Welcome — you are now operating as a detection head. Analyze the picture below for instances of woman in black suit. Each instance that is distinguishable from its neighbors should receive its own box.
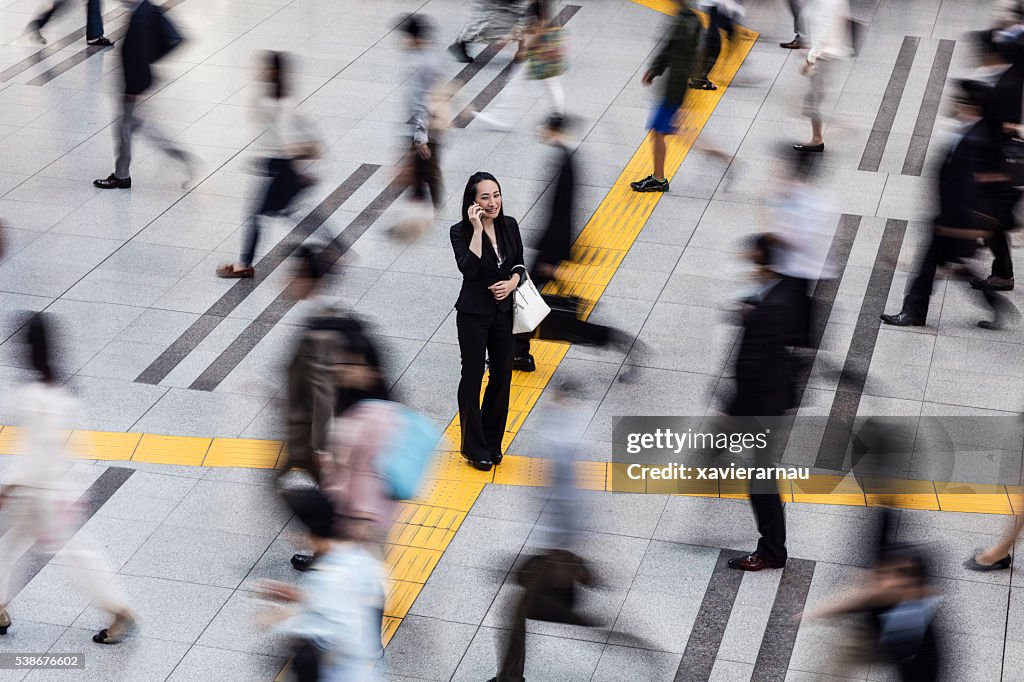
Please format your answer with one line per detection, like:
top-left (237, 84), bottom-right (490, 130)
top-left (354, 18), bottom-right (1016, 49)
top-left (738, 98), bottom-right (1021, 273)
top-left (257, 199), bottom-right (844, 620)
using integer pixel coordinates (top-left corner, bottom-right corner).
top-left (451, 172), bottom-right (525, 471)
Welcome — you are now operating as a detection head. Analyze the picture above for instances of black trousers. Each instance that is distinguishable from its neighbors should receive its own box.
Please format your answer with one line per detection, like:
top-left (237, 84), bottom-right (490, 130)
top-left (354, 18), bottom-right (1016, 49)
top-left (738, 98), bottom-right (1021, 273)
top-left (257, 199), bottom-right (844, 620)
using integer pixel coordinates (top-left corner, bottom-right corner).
top-left (985, 185), bottom-right (1019, 279)
top-left (987, 229), bottom-right (1014, 280)
top-left (457, 309), bottom-right (514, 462)
top-left (411, 141), bottom-right (443, 210)
top-left (699, 6), bottom-right (736, 80)
top-left (751, 492), bottom-right (787, 562)
top-left (36, 0), bottom-right (104, 41)
top-left (902, 234), bottom-right (1004, 322)
top-left (242, 157), bottom-right (306, 267)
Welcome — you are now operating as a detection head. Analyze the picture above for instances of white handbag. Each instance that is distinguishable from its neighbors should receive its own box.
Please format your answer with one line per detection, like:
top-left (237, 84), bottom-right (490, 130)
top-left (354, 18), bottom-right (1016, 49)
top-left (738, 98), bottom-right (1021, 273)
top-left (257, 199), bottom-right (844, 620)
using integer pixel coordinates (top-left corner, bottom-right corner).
top-left (512, 269), bottom-right (551, 335)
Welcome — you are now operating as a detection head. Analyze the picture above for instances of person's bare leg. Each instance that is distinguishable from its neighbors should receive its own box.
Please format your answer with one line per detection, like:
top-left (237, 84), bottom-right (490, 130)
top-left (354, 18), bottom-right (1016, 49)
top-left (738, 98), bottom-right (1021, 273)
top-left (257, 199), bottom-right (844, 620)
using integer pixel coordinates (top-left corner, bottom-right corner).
top-left (977, 514), bottom-right (1024, 564)
top-left (809, 116), bottom-right (824, 146)
top-left (653, 133), bottom-right (667, 181)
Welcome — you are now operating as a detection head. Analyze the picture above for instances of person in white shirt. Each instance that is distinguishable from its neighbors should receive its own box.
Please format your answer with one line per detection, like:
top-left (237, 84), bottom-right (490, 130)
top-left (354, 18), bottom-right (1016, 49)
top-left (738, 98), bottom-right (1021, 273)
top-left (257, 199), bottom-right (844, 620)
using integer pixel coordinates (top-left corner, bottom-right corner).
top-left (218, 51), bottom-right (319, 279)
top-left (0, 314), bottom-right (134, 645)
top-left (794, 0), bottom-right (853, 153)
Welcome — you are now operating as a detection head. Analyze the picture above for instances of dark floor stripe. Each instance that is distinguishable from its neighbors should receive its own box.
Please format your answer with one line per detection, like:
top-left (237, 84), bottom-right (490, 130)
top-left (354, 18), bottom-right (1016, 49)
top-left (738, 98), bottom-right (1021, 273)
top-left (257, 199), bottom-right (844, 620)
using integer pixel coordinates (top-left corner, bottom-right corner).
top-left (750, 558), bottom-right (815, 682)
top-left (134, 163), bottom-right (378, 386)
top-left (902, 39), bottom-right (956, 176)
top-left (673, 551), bottom-right (745, 682)
top-left (26, 0), bottom-right (188, 87)
top-left (0, 7), bottom-right (125, 83)
top-left (188, 178), bottom-right (407, 391)
top-left (814, 218), bottom-right (907, 470)
top-left (858, 36), bottom-right (920, 172)
top-left (4, 466), bottom-right (134, 603)
top-left (451, 4), bottom-right (581, 128)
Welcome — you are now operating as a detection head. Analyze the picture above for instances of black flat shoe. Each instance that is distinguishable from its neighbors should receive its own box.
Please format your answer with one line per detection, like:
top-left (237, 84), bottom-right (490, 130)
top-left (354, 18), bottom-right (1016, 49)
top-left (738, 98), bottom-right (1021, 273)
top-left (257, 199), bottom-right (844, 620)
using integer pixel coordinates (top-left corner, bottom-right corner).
top-left (492, 452), bottom-right (503, 465)
top-left (512, 354), bottom-right (536, 372)
top-left (291, 553), bottom-right (316, 572)
top-left (964, 554), bottom-right (1011, 571)
top-left (793, 143), bottom-right (825, 153)
top-left (880, 311), bottom-right (925, 327)
top-left (460, 452), bottom-right (493, 471)
top-left (93, 174), bottom-right (131, 189)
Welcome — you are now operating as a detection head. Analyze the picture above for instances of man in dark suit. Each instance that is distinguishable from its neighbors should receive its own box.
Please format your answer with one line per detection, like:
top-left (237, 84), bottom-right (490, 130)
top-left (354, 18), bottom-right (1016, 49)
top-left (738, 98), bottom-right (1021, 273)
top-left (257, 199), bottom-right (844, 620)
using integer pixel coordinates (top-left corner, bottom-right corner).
top-left (514, 114), bottom-right (574, 372)
top-left (29, 0), bottom-right (113, 46)
top-left (94, 0), bottom-right (191, 190)
top-left (882, 81), bottom-right (1015, 330)
top-left (726, 234), bottom-right (794, 572)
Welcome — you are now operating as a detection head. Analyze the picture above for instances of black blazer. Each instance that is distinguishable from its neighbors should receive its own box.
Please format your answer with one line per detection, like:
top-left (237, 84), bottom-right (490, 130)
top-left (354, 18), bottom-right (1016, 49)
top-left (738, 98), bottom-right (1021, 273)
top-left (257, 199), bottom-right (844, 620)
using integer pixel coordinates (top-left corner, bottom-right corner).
top-left (728, 280), bottom-right (795, 419)
top-left (451, 217), bottom-right (525, 314)
top-left (121, 0), bottom-right (160, 96)
top-left (936, 120), bottom-right (990, 230)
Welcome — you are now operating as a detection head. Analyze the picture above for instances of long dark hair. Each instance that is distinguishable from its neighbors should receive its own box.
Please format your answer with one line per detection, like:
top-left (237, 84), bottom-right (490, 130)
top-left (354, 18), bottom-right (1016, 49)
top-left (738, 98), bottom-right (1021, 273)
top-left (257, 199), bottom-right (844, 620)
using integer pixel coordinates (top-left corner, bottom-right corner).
top-left (460, 171), bottom-right (512, 258)
top-left (267, 51), bottom-right (288, 100)
top-left (25, 313), bottom-right (55, 384)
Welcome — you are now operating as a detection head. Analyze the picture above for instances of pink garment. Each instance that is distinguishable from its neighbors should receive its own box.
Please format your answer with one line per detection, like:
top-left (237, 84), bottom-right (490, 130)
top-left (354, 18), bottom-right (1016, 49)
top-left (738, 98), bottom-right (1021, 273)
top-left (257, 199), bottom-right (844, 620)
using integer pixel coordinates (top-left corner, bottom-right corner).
top-left (320, 401), bottom-right (398, 544)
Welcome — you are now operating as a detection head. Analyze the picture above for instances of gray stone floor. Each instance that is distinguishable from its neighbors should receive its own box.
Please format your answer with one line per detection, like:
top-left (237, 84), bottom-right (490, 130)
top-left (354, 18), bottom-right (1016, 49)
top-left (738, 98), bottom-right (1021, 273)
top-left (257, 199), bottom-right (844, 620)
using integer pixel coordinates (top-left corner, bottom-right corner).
top-left (0, 0), bottom-right (1023, 679)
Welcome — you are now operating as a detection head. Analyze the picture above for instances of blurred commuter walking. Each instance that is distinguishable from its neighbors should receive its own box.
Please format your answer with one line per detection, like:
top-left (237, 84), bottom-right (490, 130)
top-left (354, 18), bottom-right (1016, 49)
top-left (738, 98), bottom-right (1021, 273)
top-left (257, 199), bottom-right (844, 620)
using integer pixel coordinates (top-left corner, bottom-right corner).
top-left (630, 0), bottom-right (702, 193)
top-left (793, 0), bottom-right (853, 153)
top-left (218, 52), bottom-right (321, 278)
top-left (448, 0), bottom-right (531, 63)
top-left (263, 488), bottom-right (385, 682)
top-left (690, 0), bottom-right (744, 91)
top-left (726, 235), bottom-right (794, 572)
top-left (0, 314), bottom-right (135, 645)
top-left (799, 544), bottom-right (942, 680)
top-left (94, 0), bottom-right (191, 190)
top-left (881, 81), bottom-right (1018, 330)
top-left (471, 1), bottom-right (567, 131)
top-left (780, 0), bottom-right (805, 49)
top-left (28, 0), bottom-right (112, 46)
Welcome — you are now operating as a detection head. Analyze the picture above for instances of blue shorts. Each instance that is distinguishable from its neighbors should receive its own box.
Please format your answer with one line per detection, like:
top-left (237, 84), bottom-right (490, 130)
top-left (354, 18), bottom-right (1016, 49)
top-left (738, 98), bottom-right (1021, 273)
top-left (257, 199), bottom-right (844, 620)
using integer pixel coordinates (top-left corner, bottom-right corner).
top-left (648, 100), bottom-right (681, 134)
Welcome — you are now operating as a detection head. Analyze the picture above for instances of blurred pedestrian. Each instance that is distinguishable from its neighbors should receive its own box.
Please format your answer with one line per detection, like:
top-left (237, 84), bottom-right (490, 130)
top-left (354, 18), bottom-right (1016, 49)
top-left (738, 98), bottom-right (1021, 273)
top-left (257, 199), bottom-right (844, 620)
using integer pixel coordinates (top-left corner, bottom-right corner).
top-left (28, 0), bottom-right (112, 46)
top-left (218, 51), bottom-right (320, 278)
top-left (798, 544), bottom-right (942, 680)
top-left (793, 0), bottom-right (853, 153)
top-left (726, 234), bottom-right (794, 572)
top-left (970, 30), bottom-right (1024, 294)
top-left (769, 149), bottom-right (837, 349)
top-left (780, 0), bottom-right (805, 49)
top-left (391, 14), bottom-right (446, 242)
top-left (448, 0), bottom-right (531, 63)
top-left (513, 114), bottom-right (574, 371)
top-left (690, 0), bottom-right (744, 91)
top-left (93, 0), bottom-right (192, 190)
top-left (0, 314), bottom-right (135, 645)
top-left (630, 0), bottom-right (702, 193)
top-left (278, 247), bottom-right (340, 490)
top-left (471, 1), bottom-right (567, 131)
top-left (262, 488), bottom-right (385, 682)
top-left (451, 172), bottom-right (526, 471)
top-left (881, 81), bottom-right (1018, 330)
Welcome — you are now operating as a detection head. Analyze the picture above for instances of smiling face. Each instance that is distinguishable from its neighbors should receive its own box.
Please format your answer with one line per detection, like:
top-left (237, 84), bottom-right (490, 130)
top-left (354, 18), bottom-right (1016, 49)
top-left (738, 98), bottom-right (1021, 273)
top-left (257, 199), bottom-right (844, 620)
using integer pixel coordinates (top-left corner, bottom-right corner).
top-left (474, 180), bottom-right (502, 220)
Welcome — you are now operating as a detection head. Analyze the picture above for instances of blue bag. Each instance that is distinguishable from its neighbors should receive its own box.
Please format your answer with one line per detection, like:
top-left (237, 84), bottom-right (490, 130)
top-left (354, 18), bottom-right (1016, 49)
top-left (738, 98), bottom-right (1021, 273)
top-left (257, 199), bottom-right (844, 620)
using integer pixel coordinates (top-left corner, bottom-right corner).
top-left (369, 400), bottom-right (440, 500)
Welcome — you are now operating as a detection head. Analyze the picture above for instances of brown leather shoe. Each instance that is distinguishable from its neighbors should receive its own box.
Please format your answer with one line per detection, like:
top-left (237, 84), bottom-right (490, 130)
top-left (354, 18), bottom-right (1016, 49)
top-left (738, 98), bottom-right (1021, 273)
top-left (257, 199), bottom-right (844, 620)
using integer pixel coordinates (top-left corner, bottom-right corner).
top-left (780, 37), bottom-right (803, 49)
top-left (216, 264), bottom-right (255, 278)
top-left (727, 553), bottom-right (786, 571)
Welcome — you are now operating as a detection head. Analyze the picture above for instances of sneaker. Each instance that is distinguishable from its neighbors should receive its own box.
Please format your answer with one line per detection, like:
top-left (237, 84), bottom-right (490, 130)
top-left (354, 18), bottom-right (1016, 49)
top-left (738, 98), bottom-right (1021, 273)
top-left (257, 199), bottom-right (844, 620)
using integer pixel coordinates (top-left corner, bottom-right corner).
top-left (971, 276), bottom-right (1014, 292)
top-left (630, 175), bottom-right (669, 193)
top-left (448, 41), bottom-right (472, 63)
top-left (512, 354), bottom-right (536, 372)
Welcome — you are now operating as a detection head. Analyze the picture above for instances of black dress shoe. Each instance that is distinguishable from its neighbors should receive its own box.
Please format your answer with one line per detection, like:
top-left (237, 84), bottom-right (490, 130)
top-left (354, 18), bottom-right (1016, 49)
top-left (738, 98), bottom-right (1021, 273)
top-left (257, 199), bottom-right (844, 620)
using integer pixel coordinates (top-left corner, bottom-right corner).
top-left (793, 142), bottom-right (825, 153)
top-left (512, 354), bottom-right (536, 372)
top-left (460, 452), bottom-right (493, 471)
top-left (880, 311), bottom-right (925, 327)
top-left (291, 553), bottom-right (316, 572)
top-left (94, 174), bottom-right (131, 189)
top-left (492, 452), bottom-right (503, 465)
top-left (727, 553), bottom-right (786, 571)
top-left (87, 36), bottom-right (114, 47)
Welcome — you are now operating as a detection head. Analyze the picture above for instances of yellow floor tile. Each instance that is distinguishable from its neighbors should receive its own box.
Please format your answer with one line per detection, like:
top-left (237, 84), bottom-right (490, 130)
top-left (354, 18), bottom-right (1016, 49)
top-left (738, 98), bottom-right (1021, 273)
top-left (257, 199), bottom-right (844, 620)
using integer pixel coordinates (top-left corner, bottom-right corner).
top-left (413, 479), bottom-right (484, 512)
top-left (493, 456), bottom-right (552, 487)
top-left (575, 461), bottom-right (608, 491)
top-left (204, 438), bottom-right (283, 468)
top-left (792, 474), bottom-right (867, 507)
top-left (719, 478), bottom-right (793, 501)
top-left (1008, 486), bottom-right (1024, 515)
top-left (67, 430), bottom-right (141, 461)
top-left (132, 434), bottom-right (211, 466)
top-left (384, 579), bottom-right (422, 618)
top-left (384, 545), bottom-right (442, 583)
top-left (382, 616), bottom-right (402, 647)
top-left (863, 478), bottom-right (940, 511)
top-left (0, 426), bottom-right (22, 455)
top-left (425, 451), bottom-right (494, 484)
top-left (607, 462), bottom-right (647, 493)
top-left (648, 477), bottom-right (719, 497)
top-left (935, 482), bottom-right (1013, 515)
